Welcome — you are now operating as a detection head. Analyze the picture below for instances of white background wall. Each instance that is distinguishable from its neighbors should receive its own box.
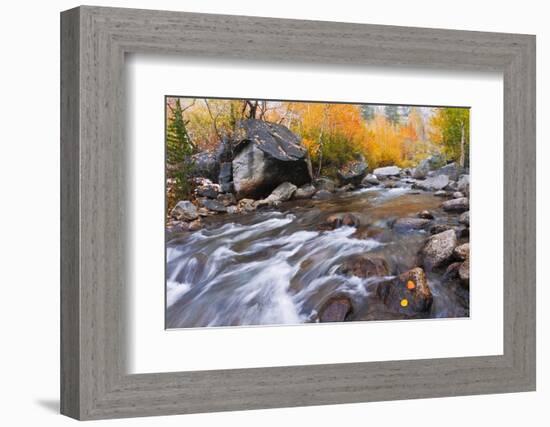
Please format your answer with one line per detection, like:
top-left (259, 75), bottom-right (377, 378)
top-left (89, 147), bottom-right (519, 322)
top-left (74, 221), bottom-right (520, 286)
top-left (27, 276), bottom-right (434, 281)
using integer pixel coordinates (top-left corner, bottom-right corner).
top-left (0, 0), bottom-right (546, 425)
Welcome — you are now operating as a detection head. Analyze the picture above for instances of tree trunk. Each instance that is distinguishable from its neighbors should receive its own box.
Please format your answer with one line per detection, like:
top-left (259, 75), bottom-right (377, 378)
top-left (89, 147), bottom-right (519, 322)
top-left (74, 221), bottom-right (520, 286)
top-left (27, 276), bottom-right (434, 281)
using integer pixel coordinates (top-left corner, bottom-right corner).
top-left (459, 123), bottom-right (465, 168)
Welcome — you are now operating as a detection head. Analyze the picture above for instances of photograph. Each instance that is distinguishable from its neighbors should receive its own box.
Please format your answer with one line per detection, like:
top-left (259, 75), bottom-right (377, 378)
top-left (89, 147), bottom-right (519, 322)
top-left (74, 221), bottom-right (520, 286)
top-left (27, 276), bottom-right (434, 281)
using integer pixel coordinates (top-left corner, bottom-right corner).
top-left (165, 97), bottom-right (471, 329)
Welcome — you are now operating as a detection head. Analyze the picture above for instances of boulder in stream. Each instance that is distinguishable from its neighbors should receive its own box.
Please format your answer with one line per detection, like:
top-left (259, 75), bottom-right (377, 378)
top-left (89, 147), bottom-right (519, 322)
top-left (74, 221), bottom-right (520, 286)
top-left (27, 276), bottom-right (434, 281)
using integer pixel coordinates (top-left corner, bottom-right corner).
top-left (322, 213), bottom-right (361, 229)
top-left (319, 296), bottom-right (353, 322)
top-left (373, 165), bottom-right (401, 178)
top-left (293, 183), bottom-right (317, 199)
top-left (376, 267), bottom-right (433, 314)
top-left (392, 217), bottom-right (432, 232)
top-left (441, 197), bottom-right (469, 212)
top-left (336, 254), bottom-right (389, 278)
top-left (361, 173), bottom-right (380, 186)
top-left (421, 229), bottom-right (457, 270)
top-left (232, 119), bottom-right (312, 199)
top-left (314, 177), bottom-right (336, 192)
top-left (414, 174), bottom-right (449, 191)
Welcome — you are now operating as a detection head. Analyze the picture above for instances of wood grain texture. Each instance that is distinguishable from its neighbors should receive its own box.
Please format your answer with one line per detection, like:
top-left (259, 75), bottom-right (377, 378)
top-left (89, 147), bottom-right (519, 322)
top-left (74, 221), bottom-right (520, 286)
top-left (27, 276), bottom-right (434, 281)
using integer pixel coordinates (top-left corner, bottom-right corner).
top-left (60, 6), bottom-right (536, 420)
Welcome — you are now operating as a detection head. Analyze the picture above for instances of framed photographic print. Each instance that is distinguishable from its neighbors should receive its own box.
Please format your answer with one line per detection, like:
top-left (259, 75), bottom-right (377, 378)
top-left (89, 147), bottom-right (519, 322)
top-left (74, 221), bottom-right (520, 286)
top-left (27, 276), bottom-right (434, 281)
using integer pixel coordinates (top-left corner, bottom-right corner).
top-left (61, 6), bottom-right (536, 420)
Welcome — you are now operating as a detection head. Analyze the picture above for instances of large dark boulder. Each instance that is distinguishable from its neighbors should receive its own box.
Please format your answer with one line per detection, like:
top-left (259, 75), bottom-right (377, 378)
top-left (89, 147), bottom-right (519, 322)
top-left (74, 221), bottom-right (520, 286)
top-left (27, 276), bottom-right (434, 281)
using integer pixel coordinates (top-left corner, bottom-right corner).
top-left (432, 162), bottom-right (462, 181)
top-left (232, 120), bottom-right (312, 199)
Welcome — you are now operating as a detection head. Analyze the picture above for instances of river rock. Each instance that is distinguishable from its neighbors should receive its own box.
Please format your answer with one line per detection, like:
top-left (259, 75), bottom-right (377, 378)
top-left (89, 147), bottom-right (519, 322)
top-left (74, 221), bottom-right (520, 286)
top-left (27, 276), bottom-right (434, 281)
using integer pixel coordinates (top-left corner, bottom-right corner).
top-left (198, 198), bottom-right (227, 213)
top-left (458, 174), bottom-right (470, 196)
top-left (237, 198), bottom-right (256, 212)
top-left (454, 243), bottom-right (470, 261)
top-left (432, 162), bottom-right (461, 181)
top-left (293, 183), bottom-right (316, 199)
top-left (232, 119), bottom-right (312, 199)
top-left (166, 220), bottom-right (189, 235)
top-left (337, 254), bottom-right (389, 278)
top-left (459, 211), bottom-right (470, 226)
top-left (373, 165), bottom-right (401, 178)
top-left (188, 219), bottom-right (202, 231)
top-left (314, 177), bottom-right (336, 192)
top-left (170, 200), bottom-right (198, 221)
top-left (441, 197), bottom-right (469, 212)
top-left (459, 258), bottom-right (470, 283)
top-left (376, 267), bottom-right (433, 314)
top-left (393, 217), bottom-right (432, 232)
top-left (319, 296), bottom-right (353, 322)
top-left (362, 173), bottom-right (380, 186)
top-left (312, 189), bottom-right (332, 200)
top-left (267, 181), bottom-right (297, 202)
top-left (434, 190), bottom-right (449, 197)
top-left (414, 174), bottom-right (449, 191)
top-left (323, 213), bottom-right (360, 229)
top-left (337, 155), bottom-right (368, 185)
top-left (452, 191), bottom-right (464, 199)
top-left (430, 224), bottom-right (452, 235)
top-left (217, 192), bottom-right (237, 206)
top-left (191, 151), bottom-right (219, 182)
top-left (418, 210), bottom-right (434, 220)
top-left (421, 229), bottom-right (457, 269)
top-left (226, 205), bottom-right (239, 214)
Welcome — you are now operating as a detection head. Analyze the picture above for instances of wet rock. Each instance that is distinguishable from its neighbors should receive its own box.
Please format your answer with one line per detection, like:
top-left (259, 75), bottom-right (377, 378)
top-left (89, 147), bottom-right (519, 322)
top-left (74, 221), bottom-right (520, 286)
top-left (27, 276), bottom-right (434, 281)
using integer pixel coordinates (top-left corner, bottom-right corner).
top-left (337, 155), bottom-right (368, 185)
top-left (226, 205), bottom-right (239, 214)
top-left (237, 198), bottom-right (256, 212)
top-left (336, 183), bottom-right (355, 193)
top-left (376, 267), bottom-right (433, 313)
top-left (191, 151), bottom-right (219, 182)
top-left (373, 165), bottom-right (401, 178)
top-left (293, 183), bottom-right (316, 199)
top-left (322, 213), bottom-right (360, 229)
top-left (319, 296), bottom-right (353, 322)
top-left (198, 198), bottom-right (227, 213)
top-left (337, 254), bottom-right (389, 278)
top-left (232, 119), bottom-right (312, 199)
top-left (418, 210), bottom-right (434, 220)
top-left (444, 262), bottom-right (462, 280)
top-left (383, 181), bottom-right (397, 189)
top-left (441, 197), bottom-right (469, 212)
top-left (312, 189), bottom-right (332, 200)
top-left (458, 174), bottom-right (470, 196)
top-left (197, 207), bottom-right (211, 217)
top-left (166, 220), bottom-right (189, 235)
top-left (362, 174), bottom-right (380, 186)
top-left (188, 219), bottom-right (202, 231)
top-left (430, 224), bottom-right (452, 235)
top-left (217, 192), bottom-right (237, 207)
top-left (459, 211), bottom-right (470, 226)
top-left (393, 217), bottom-right (432, 232)
top-left (434, 190), bottom-right (449, 197)
top-left (170, 200), bottom-right (198, 221)
top-left (452, 191), bottom-right (464, 199)
top-left (454, 243), bottom-right (470, 261)
top-left (421, 229), bottom-right (457, 269)
top-left (459, 258), bottom-right (470, 283)
top-left (314, 177), bottom-right (336, 192)
top-left (414, 174), bottom-right (449, 191)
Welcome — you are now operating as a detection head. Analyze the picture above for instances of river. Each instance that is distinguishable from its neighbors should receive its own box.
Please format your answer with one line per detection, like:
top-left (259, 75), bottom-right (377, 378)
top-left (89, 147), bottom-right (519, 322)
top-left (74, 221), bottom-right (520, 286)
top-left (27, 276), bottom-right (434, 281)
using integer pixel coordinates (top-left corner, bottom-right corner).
top-left (166, 186), bottom-right (469, 328)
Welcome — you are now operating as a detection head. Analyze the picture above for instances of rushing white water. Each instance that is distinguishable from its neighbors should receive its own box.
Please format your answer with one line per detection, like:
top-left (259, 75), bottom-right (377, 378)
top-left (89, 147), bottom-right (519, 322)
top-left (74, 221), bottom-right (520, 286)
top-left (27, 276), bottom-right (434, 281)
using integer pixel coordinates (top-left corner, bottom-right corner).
top-left (166, 187), bottom-right (469, 328)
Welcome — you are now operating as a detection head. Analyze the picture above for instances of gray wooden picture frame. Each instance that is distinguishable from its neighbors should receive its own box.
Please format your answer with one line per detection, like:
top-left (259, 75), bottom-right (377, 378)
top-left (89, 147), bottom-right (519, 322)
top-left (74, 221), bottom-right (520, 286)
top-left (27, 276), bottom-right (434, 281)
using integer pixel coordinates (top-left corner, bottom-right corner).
top-left (60, 5), bottom-right (536, 420)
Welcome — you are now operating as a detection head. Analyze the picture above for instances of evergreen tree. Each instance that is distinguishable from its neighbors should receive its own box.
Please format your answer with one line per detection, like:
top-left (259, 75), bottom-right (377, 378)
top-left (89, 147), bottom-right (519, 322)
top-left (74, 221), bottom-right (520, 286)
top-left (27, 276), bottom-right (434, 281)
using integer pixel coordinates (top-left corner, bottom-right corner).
top-left (166, 99), bottom-right (195, 204)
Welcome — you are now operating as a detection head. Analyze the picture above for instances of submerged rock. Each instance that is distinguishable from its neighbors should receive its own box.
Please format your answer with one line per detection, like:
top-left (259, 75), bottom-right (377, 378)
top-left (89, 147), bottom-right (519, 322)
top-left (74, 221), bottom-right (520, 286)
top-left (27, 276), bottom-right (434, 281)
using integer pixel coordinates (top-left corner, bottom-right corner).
top-left (421, 229), bottom-right (457, 270)
top-left (319, 296), bottom-right (353, 322)
top-left (441, 197), bottom-right (469, 212)
top-left (312, 189), bottom-right (332, 200)
top-left (337, 254), bottom-right (389, 278)
top-left (170, 200), bottom-right (198, 221)
top-left (418, 210), bottom-right (435, 220)
top-left (232, 119), bottom-right (312, 199)
top-left (322, 213), bottom-right (360, 229)
top-left (376, 267), bottom-right (433, 314)
top-left (392, 217), bottom-right (432, 232)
